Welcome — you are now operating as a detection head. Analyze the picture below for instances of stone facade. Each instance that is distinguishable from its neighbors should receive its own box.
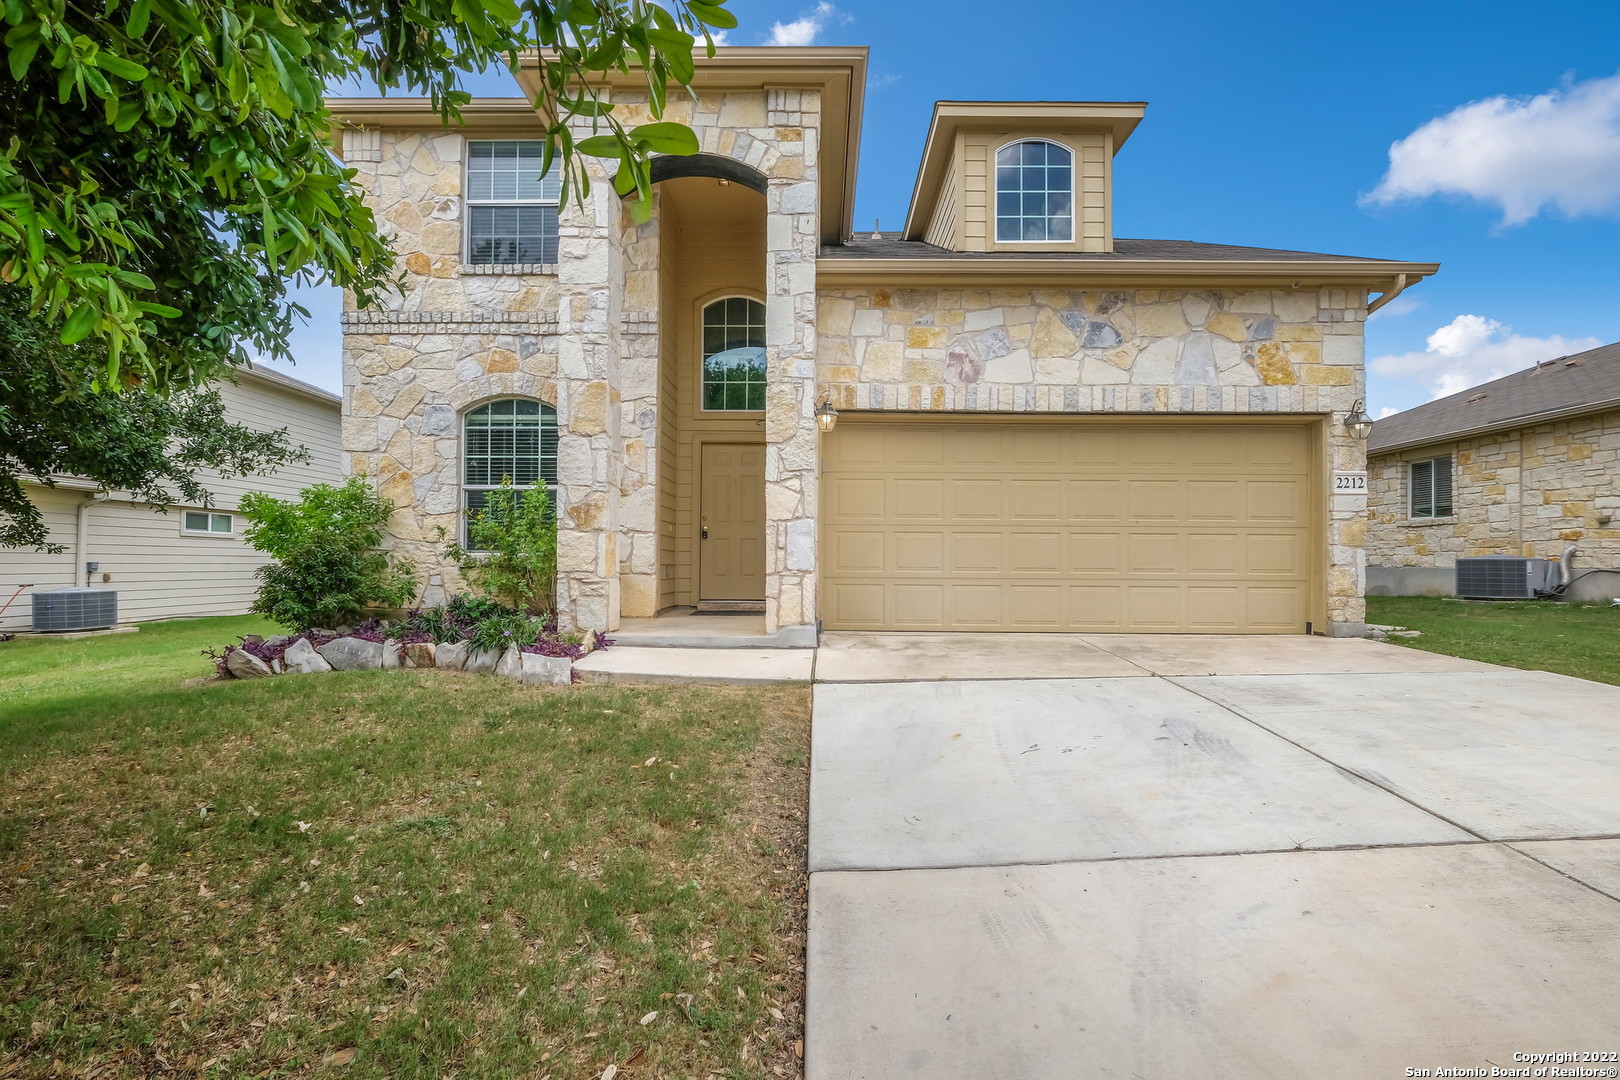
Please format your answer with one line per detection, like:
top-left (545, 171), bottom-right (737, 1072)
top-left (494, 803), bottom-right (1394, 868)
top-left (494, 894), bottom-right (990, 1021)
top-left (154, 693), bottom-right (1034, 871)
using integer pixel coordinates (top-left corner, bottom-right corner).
top-left (1368, 410), bottom-right (1620, 585)
top-left (342, 129), bottom-right (563, 607)
top-left (335, 71), bottom-right (1393, 638)
top-left (340, 85), bottom-right (822, 635)
top-left (815, 286), bottom-right (1372, 630)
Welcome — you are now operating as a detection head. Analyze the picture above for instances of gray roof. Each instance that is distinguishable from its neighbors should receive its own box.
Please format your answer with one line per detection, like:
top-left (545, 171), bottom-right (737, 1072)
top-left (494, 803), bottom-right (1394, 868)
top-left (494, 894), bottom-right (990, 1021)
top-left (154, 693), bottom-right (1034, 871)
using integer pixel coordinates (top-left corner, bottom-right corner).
top-left (1368, 339), bottom-right (1620, 454)
top-left (821, 234), bottom-right (1397, 262)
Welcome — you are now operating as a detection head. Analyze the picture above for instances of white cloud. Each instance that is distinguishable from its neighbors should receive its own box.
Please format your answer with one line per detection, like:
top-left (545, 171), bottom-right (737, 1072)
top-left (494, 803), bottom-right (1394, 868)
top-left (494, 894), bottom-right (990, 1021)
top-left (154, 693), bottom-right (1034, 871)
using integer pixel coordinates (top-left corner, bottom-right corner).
top-left (1363, 72), bottom-right (1620, 226)
top-left (706, 29), bottom-right (729, 46)
top-left (1369, 314), bottom-right (1603, 400)
top-left (767, 2), bottom-right (846, 46)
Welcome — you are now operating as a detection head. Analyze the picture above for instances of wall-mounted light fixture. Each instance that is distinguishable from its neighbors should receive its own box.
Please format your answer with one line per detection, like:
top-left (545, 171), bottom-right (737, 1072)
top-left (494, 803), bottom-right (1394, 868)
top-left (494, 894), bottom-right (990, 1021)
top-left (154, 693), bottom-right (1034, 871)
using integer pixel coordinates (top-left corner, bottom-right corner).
top-left (1345, 399), bottom-right (1375, 440)
top-left (815, 397), bottom-right (839, 433)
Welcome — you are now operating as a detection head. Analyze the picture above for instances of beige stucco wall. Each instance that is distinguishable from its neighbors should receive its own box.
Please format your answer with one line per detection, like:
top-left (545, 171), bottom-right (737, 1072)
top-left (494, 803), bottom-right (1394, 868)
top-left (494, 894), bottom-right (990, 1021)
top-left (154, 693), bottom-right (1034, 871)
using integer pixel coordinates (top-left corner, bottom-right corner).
top-left (814, 285), bottom-right (1371, 631)
top-left (1368, 410), bottom-right (1620, 573)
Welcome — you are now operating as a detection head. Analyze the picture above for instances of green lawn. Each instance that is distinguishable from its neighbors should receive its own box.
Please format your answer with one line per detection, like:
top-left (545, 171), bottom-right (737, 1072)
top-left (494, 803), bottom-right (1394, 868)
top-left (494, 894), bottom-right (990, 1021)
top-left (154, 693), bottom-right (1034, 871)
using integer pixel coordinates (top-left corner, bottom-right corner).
top-left (1366, 596), bottom-right (1620, 686)
top-left (0, 616), bottom-right (810, 1079)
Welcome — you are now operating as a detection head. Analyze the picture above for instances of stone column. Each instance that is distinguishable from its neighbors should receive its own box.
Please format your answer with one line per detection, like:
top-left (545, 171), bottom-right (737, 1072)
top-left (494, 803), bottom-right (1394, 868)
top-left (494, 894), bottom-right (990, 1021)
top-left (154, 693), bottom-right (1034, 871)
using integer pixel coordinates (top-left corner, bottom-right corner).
top-left (1323, 288), bottom-right (1369, 637)
top-left (617, 200), bottom-right (662, 618)
top-left (553, 156), bottom-right (626, 633)
top-left (762, 88), bottom-right (822, 642)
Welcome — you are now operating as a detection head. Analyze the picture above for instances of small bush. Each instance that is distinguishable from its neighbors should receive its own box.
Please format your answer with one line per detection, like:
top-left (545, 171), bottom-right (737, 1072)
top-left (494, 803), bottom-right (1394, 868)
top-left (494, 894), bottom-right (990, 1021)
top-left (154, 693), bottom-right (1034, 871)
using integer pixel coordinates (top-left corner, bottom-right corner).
top-left (466, 612), bottom-right (541, 654)
top-left (241, 477), bottom-right (416, 632)
top-left (444, 479), bottom-right (557, 616)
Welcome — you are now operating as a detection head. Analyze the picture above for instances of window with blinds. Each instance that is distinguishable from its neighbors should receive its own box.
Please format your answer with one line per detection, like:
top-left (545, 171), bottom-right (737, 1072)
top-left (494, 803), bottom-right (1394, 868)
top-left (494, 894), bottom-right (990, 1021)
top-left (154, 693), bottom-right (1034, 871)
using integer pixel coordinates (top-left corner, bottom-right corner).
top-left (466, 140), bottom-right (561, 265)
top-left (1409, 454), bottom-right (1453, 518)
top-left (463, 399), bottom-right (558, 547)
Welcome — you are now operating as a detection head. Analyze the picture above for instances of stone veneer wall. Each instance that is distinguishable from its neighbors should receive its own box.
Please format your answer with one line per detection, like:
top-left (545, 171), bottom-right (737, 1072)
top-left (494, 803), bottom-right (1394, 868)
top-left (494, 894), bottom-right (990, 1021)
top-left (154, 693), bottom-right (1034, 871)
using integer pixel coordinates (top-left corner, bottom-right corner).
top-left (341, 129), bottom-right (562, 606)
top-left (814, 286), bottom-right (1372, 631)
top-left (342, 84), bottom-right (822, 635)
top-left (1367, 410), bottom-right (1620, 578)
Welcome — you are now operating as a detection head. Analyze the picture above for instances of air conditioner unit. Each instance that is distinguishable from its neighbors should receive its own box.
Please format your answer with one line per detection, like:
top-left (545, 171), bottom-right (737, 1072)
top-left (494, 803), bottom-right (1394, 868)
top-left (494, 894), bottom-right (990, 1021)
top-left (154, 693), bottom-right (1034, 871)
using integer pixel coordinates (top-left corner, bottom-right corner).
top-left (31, 588), bottom-right (118, 632)
top-left (1455, 556), bottom-right (1555, 600)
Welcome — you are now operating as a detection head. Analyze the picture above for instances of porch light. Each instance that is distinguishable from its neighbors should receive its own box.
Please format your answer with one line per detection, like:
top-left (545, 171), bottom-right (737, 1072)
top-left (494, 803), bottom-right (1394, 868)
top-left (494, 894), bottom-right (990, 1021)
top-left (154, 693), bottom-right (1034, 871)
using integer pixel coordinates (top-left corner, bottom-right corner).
top-left (1345, 399), bottom-right (1375, 440)
top-left (815, 397), bottom-right (839, 433)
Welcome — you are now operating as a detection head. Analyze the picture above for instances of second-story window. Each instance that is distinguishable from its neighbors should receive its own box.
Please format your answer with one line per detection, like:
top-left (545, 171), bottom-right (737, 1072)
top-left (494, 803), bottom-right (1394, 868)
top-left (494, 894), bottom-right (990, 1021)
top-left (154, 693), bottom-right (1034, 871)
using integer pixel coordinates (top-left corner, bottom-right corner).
top-left (995, 139), bottom-right (1074, 243)
top-left (466, 140), bottom-right (561, 265)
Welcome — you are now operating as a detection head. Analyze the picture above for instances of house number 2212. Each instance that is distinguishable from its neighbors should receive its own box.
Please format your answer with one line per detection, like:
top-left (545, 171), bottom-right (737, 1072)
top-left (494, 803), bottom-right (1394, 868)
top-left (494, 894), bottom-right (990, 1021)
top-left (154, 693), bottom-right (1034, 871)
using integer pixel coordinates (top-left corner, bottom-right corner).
top-left (1333, 473), bottom-right (1368, 493)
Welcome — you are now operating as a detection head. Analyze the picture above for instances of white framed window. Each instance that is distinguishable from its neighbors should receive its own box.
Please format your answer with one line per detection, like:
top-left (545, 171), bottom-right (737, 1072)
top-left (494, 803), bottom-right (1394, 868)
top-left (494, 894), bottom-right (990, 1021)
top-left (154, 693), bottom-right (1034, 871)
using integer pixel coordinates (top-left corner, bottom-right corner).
top-left (700, 296), bottom-right (766, 411)
top-left (183, 511), bottom-right (234, 535)
top-left (1409, 455), bottom-right (1453, 518)
top-left (465, 140), bottom-right (561, 265)
top-left (462, 399), bottom-right (558, 547)
top-left (995, 139), bottom-right (1074, 243)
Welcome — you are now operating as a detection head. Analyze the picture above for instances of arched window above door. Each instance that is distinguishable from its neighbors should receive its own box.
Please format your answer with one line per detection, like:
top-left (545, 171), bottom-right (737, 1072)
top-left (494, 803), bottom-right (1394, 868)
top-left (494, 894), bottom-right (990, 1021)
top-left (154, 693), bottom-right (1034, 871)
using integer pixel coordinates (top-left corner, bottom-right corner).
top-left (700, 296), bottom-right (766, 411)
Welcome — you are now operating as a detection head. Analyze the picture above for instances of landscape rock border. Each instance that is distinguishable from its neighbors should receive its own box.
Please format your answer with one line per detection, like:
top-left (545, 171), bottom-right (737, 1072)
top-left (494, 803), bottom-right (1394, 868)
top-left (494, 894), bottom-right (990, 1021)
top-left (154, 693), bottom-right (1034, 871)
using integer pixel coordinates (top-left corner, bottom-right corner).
top-left (218, 633), bottom-right (599, 686)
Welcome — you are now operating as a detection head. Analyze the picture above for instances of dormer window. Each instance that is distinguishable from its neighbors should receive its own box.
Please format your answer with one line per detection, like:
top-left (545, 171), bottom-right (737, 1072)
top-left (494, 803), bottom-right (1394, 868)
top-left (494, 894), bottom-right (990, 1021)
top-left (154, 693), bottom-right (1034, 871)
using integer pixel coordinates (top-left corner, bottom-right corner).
top-left (995, 140), bottom-right (1073, 243)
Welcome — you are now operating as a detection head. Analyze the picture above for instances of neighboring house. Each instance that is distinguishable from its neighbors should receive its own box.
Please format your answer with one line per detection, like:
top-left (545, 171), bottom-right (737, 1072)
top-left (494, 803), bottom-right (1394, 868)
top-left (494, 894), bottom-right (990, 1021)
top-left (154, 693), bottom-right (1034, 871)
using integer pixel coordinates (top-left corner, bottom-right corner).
top-left (1, 367), bottom-right (342, 632)
top-left (329, 46), bottom-right (1437, 640)
top-left (1367, 340), bottom-right (1620, 601)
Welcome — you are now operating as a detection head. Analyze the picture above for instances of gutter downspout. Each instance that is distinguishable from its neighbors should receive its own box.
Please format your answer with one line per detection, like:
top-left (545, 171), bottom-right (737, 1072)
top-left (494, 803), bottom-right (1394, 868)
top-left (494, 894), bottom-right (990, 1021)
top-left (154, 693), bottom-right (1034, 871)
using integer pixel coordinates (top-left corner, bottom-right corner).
top-left (74, 491), bottom-right (107, 588)
top-left (1366, 273), bottom-right (1410, 316)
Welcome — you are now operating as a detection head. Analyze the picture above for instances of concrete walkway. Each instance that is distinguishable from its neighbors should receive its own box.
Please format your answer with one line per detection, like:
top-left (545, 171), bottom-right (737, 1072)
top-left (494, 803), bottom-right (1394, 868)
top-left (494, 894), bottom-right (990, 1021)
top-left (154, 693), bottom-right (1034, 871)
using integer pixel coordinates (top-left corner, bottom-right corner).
top-left (805, 633), bottom-right (1620, 1079)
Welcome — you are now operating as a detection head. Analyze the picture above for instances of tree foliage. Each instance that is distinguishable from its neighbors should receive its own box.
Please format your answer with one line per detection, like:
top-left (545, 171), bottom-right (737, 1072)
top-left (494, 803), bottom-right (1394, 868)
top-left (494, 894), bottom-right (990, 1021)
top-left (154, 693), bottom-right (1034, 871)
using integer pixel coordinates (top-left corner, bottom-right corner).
top-left (0, 283), bottom-right (309, 550)
top-left (0, 0), bottom-right (733, 398)
top-left (241, 476), bottom-right (417, 631)
top-left (444, 478), bottom-right (558, 615)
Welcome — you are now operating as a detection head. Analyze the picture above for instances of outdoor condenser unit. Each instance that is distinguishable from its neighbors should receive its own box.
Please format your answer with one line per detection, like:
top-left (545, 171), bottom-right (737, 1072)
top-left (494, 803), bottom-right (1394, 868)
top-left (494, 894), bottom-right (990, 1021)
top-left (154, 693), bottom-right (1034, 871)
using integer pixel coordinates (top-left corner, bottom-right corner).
top-left (1455, 556), bottom-right (1555, 600)
top-left (31, 588), bottom-right (118, 632)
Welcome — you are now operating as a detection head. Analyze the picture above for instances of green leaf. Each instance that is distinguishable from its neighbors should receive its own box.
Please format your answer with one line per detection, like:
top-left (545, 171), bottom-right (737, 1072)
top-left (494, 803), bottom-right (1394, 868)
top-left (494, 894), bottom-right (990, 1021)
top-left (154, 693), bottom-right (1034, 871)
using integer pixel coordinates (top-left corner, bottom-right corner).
top-left (126, 0), bottom-right (152, 37)
top-left (575, 134), bottom-right (624, 157)
top-left (688, 1), bottom-right (739, 30)
top-left (628, 122), bottom-right (698, 156)
top-left (61, 301), bottom-right (98, 345)
top-left (92, 53), bottom-right (148, 81)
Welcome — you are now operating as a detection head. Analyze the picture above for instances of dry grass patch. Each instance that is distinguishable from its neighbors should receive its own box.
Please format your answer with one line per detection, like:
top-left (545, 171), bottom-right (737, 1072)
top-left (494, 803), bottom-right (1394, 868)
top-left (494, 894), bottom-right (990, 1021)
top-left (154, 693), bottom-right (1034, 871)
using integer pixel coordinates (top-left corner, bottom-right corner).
top-left (0, 617), bottom-right (809, 1079)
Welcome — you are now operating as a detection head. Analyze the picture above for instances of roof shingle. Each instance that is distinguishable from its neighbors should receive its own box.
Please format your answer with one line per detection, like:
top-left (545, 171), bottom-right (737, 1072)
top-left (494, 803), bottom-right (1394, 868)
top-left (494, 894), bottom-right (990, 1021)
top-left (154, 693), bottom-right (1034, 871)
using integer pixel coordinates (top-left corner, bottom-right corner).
top-left (1368, 340), bottom-right (1620, 453)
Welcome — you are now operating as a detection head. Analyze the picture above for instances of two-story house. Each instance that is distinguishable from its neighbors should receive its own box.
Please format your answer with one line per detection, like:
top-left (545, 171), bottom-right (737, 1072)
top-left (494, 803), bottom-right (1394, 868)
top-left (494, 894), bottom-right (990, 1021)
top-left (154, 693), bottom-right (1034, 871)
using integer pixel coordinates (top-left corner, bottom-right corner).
top-left (329, 46), bottom-right (1436, 642)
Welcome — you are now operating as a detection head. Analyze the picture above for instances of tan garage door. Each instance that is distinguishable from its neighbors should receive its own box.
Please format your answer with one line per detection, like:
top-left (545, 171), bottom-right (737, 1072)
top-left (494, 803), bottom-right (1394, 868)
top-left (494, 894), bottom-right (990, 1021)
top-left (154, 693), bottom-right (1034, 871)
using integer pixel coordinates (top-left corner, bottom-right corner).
top-left (822, 420), bottom-right (1315, 634)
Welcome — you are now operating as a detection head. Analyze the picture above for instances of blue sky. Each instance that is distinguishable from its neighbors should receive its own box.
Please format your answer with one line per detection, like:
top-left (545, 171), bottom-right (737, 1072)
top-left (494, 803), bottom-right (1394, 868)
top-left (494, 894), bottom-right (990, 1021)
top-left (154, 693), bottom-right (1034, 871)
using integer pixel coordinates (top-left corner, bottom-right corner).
top-left (270, 0), bottom-right (1620, 418)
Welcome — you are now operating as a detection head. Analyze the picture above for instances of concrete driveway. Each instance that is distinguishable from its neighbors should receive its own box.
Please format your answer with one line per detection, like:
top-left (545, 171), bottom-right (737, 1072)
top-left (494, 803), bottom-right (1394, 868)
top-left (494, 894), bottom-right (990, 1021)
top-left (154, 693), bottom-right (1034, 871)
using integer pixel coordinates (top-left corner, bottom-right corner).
top-left (806, 633), bottom-right (1620, 1079)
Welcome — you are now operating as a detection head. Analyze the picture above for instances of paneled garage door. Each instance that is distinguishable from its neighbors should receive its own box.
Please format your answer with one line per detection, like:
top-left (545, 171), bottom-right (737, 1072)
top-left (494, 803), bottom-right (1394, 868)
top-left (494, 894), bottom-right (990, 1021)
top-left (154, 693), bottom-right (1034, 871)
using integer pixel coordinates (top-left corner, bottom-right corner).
top-left (821, 420), bottom-right (1316, 633)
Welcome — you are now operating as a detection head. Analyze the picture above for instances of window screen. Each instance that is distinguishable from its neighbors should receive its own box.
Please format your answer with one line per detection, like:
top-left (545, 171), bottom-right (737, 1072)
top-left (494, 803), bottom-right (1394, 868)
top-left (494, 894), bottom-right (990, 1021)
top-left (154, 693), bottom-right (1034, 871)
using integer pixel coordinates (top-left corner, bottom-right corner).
top-left (184, 511), bottom-right (232, 533)
top-left (1409, 455), bottom-right (1453, 518)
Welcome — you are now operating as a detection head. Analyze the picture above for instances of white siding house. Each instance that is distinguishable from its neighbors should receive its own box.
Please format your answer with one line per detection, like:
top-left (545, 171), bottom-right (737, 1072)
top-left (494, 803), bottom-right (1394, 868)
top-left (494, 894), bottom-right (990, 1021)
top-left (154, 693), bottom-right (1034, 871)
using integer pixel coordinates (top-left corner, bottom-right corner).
top-left (1, 367), bottom-right (342, 632)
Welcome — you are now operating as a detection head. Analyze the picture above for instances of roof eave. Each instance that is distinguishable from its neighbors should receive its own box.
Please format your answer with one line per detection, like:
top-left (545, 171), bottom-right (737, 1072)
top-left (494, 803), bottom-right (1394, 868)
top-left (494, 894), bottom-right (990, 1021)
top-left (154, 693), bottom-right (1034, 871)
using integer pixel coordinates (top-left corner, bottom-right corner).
top-left (1368, 396), bottom-right (1620, 455)
top-left (238, 365), bottom-right (342, 407)
top-left (513, 47), bottom-right (868, 245)
top-left (817, 256), bottom-right (1441, 288)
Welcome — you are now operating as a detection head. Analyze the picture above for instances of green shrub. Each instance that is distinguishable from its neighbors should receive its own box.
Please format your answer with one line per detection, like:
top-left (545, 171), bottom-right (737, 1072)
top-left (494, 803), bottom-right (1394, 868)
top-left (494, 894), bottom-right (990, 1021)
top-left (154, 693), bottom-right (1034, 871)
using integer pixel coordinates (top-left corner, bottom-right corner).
top-left (444, 479), bottom-right (557, 616)
top-left (465, 612), bottom-right (541, 653)
top-left (241, 477), bottom-right (417, 631)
